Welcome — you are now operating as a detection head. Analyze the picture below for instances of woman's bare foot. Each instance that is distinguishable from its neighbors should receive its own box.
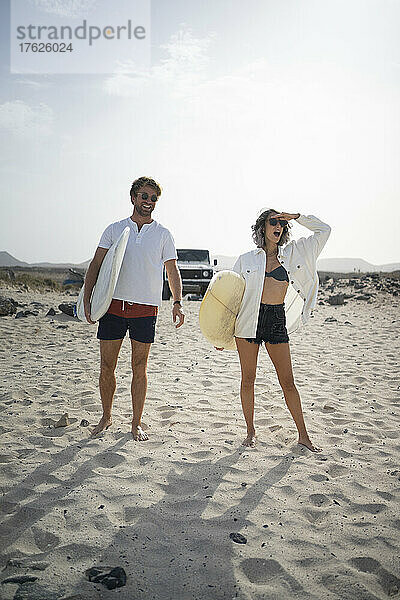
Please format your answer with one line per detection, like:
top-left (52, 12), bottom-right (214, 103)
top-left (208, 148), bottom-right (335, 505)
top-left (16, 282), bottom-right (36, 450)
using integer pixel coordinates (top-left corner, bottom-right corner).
top-left (132, 425), bottom-right (149, 441)
top-left (91, 416), bottom-right (112, 436)
top-left (298, 435), bottom-right (322, 452)
top-left (242, 432), bottom-right (257, 448)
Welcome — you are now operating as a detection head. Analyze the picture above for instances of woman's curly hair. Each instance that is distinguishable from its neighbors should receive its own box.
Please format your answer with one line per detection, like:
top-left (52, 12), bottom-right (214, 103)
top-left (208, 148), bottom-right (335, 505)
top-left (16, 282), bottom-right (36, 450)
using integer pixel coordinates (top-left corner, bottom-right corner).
top-left (251, 209), bottom-right (292, 248)
top-left (130, 176), bottom-right (162, 199)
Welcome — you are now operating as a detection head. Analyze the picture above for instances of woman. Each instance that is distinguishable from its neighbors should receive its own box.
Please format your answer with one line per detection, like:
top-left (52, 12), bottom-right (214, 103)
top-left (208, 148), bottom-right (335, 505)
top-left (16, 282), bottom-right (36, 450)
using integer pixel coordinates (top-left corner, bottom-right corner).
top-left (230, 210), bottom-right (331, 451)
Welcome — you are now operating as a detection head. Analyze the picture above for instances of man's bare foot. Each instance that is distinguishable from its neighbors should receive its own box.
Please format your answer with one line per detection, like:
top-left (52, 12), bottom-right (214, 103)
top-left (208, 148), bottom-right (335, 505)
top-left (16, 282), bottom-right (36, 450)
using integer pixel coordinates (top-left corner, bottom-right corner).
top-left (298, 436), bottom-right (322, 452)
top-left (132, 425), bottom-right (149, 441)
top-left (242, 432), bottom-right (257, 448)
top-left (91, 416), bottom-right (112, 435)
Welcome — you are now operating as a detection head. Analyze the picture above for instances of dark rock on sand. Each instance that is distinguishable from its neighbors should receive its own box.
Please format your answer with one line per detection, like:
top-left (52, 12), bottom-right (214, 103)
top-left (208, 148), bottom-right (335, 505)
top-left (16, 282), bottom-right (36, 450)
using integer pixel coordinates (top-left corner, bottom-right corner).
top-left (230, 532), bottom-right (247, 544)
top-left (0, 297), bottom-right (18, 316)
top-left (58, 303), bottom-right (76, 317)
top-left (356, 294), bottom-right (372, 301)
top-left (15, 310), bottom-right (37, 318)
top-left (2, 575), bottom-right (38, 584)
top-left (85, 566), bottom-right (127, 590)
top-left (46, 308), bottom-right (56, 316)
top-left (326, 294), bottom-right (345, 306)
top-left (80, 419), bottom-right (90, 427)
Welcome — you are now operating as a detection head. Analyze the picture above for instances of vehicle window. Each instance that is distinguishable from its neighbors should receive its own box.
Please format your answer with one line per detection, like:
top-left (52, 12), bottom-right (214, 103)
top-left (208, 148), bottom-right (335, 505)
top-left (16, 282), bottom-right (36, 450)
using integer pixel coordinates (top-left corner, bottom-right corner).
top-left (177, 250), bottom-right (210, 263)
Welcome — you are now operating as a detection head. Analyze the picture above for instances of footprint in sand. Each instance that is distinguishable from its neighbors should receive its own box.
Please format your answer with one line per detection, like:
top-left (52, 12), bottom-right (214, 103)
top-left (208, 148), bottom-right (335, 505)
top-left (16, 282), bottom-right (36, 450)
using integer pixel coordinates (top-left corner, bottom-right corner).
top-left (160, 411), bottom-right (176, 419)
top-left (326, 463), bottom-right (349, 478)
top-left (309, 473), bottom-right (329, 482)
top-left (240, 558), bottom-right (303, 592)
top-left (358, 434), bottom-right (375, 443)
top-left (32, 526), bottom-right (60, 551)
top-left (353, 502), bottom-right (386, 515)
top-left (138, 456), bottom-right (154, 466)
top-left (302, 508), bottom-right (330, 524)
top-left (189, 451), bottom-right (212, 459)
top-left (350, 557), bottom-right (400, 597)
top-left (92, 452), bottom-right (125, 469)
top-left (321, 571), bottom-right (381, 599)
top-left (309, 493), bottom-right (331, 507)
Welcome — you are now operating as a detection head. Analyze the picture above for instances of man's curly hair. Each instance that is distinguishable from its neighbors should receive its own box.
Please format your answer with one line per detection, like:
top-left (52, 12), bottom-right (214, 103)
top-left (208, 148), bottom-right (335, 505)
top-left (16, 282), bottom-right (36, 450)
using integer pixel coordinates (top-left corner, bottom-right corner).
top-left (130, 176), bottom-right (162, 199)
top-left (251, 209), bottom-right (292, 248)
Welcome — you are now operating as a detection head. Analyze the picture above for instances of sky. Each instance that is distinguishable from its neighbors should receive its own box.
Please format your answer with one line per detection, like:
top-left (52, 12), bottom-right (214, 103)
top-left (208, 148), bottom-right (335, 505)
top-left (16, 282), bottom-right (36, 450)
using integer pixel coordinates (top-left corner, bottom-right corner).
top-left (0, 0), bottom-right (399, 265)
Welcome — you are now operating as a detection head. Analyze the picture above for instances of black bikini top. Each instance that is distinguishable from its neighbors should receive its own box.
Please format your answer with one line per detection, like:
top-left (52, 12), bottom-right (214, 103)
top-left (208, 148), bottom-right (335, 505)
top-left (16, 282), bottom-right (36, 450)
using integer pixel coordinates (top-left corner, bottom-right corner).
top-left (265, 265), bottom-right (289, 282)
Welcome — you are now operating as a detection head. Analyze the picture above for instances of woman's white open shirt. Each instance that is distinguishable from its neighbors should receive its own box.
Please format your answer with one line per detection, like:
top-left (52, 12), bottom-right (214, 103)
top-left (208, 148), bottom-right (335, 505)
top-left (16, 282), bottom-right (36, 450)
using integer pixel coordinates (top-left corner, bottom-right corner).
top-left (232, 215), bottom-right (332, 338)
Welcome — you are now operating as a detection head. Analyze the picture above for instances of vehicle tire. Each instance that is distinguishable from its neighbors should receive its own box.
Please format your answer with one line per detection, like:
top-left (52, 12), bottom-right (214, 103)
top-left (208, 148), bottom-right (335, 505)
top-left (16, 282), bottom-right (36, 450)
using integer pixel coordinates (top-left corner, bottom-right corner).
top-left (162, 281), bottom-right (171, 300)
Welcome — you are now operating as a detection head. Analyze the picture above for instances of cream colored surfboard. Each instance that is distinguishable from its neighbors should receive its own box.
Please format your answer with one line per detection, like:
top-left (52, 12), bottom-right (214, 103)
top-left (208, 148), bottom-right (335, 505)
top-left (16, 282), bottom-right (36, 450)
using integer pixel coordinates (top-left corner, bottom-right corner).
top-left (76, 226), bottom-right (130, 323)
top-left (199, 270), bottom-right (245, 350)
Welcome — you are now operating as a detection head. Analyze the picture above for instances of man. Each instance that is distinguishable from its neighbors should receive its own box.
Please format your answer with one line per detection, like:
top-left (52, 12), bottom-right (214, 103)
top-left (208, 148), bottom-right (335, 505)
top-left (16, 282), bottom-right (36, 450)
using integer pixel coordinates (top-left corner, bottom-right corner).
top-left (83, 176), bottom-right (184, 441)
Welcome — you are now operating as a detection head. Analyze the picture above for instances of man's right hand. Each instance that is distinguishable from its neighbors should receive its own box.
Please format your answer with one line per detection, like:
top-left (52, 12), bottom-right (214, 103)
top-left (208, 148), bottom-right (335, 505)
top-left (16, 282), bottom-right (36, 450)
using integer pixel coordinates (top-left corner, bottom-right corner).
top-left (84, 301), bottom-right (95, 324)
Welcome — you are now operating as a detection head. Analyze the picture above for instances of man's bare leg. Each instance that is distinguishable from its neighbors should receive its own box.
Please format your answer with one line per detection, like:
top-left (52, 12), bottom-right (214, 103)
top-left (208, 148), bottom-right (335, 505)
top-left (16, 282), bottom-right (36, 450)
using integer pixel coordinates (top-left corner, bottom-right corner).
top-left (235, 337), bottom-right (260, 447)
top-left (91, 338), bottom-right (124, 435)
top-left (130, 339), bottom-right (152, 441)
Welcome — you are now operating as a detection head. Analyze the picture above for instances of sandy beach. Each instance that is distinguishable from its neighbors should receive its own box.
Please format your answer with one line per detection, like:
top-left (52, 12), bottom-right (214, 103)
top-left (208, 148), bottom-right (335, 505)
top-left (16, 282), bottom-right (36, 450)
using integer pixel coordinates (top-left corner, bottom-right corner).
top-left (0, 283), bottom-right (399, 600)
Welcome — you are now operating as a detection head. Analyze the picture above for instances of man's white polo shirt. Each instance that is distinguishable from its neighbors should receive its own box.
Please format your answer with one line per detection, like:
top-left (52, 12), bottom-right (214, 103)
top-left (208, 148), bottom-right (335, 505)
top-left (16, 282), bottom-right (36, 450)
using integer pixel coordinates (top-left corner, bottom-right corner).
top-left (98, 217), bottom-right (177, 307)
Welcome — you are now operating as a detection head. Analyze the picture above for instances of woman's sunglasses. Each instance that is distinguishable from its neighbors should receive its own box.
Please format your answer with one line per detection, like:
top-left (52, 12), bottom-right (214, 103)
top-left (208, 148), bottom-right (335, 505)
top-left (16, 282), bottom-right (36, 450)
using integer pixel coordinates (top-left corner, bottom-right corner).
top-left (138, 192), bottom-right (158, 202)
top-left (269, 218), bottom-right (287, 227)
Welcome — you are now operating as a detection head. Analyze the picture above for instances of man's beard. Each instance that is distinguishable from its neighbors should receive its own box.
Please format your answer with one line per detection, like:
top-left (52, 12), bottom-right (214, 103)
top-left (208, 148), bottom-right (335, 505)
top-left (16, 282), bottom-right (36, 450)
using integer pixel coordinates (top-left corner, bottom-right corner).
top-left (135, 204), bottom-right (153, 217)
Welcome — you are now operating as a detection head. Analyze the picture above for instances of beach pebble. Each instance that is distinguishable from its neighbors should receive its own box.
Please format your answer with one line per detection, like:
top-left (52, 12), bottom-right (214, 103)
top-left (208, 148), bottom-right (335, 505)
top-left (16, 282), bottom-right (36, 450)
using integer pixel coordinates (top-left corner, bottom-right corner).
top-left (46, 308), bottom-right (56, 316)
top-left (54, 413), bottom-right (70, 428)
top-left (229, 532), bottom-right (247, 544)
top-left (85, 566), bottom-right (127, 590)
top-left (80, 419), bottom-right (90, 427)
top-left (324, 317), bottom-right (337, 323)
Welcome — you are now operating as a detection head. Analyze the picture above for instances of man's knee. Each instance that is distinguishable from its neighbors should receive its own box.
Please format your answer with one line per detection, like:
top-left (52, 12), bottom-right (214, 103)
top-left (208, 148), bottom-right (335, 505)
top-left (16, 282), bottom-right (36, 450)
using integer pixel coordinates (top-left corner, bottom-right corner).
top-left (131, 351), bottom-right (149, 375)
top-left (132, 360), bottom-right (148, 377)
top-left (100, 359), bottom-right (117, 377)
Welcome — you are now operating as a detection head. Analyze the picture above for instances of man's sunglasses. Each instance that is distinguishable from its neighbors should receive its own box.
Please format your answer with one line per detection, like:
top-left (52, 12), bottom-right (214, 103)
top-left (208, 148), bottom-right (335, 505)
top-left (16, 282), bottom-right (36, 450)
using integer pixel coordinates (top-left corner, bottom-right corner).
top-left (138, 192), bottom-right (158, 202)
top-left (269, 218), bottom-right (287, 227)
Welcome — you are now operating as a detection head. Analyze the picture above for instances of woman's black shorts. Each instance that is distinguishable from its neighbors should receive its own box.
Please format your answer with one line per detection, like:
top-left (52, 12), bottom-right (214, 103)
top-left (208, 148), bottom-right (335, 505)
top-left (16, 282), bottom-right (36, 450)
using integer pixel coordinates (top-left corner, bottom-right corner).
top-left (245, 303), bottom-right (289, 345)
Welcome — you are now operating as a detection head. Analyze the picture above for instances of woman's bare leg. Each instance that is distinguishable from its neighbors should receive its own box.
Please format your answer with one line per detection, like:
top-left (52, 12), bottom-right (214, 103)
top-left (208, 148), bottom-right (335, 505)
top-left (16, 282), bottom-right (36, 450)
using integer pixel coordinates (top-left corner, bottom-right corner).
top-left (265, 342), bottom-right (321, 452)
top-left (235, 337), bottom-right (260, 447)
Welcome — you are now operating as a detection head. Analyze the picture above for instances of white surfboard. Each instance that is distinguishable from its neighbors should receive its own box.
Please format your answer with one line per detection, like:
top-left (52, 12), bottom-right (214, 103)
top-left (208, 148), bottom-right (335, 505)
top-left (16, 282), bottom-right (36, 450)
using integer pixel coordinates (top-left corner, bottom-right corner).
top-left (199, 270), bottom-right (245, 350)
top-left (76, 226), bottom-right (130, 323)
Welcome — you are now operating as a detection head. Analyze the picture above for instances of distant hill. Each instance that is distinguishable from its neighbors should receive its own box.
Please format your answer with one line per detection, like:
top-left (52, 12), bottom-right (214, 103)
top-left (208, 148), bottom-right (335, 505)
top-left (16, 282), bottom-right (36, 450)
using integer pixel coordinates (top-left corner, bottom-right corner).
top-left (0, 251), bottom-right (30, 267)
top-left (1, 251), bottom-right (399, 273)
top-left (317, 258), bottom-right (400, 273)
top-left (0, 251), bottom-right (89, 270)
top-left (213, 254), bottom-right (400, 273)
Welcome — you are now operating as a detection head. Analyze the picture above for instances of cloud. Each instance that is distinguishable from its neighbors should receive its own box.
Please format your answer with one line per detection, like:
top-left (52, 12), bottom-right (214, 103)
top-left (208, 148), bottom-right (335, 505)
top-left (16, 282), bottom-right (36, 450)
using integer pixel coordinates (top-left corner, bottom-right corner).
top-left (104, 25), bottom-right (214, 98)
top-left (28, 0), bottom-right (98, 18)
top-left (0, 101), bottom-right (54, 137)
top-left (15, 78), bottom-right (52, 89)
